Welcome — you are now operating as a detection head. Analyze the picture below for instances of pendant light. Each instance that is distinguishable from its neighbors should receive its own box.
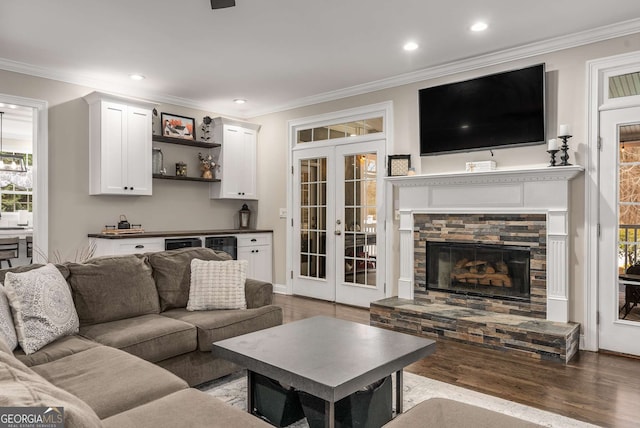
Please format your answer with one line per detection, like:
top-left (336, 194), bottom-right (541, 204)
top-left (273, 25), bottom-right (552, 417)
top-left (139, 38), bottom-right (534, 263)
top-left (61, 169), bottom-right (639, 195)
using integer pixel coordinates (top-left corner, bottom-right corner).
top-left (0, 111), bottom-right (27, 173)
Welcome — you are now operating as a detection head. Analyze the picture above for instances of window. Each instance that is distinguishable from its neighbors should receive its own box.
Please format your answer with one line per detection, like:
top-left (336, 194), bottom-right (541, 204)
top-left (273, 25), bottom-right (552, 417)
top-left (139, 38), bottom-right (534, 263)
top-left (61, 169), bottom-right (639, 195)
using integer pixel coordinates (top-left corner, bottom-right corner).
top-left (297, 117), bottom-right (383, 144)
top-left (0, 153), bottom-right (32, 213)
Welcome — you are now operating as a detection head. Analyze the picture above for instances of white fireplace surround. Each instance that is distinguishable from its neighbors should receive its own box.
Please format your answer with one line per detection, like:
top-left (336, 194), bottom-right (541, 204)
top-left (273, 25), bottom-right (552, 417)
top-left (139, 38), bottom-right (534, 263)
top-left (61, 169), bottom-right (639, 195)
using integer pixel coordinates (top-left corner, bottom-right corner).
top-left (388, 165), bottom-right (584, 323)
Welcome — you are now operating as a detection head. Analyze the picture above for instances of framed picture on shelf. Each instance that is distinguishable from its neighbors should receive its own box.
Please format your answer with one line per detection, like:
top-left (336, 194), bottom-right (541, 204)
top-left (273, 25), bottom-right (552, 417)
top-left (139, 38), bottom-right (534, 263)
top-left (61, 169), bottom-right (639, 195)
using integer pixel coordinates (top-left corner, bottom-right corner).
top-left (161, 113), bottom-right (195, 140)
top-left (388, 154), bottom-right (411, 176)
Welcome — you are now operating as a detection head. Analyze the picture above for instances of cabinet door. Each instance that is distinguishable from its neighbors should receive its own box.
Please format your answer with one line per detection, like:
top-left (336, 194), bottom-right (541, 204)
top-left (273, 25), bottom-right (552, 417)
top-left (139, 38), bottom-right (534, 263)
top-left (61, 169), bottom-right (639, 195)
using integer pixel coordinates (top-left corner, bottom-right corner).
top-left (100, 101), bottom-right (127, 194)
top-left (212, 124), bottom-right (258, 199)
top-left (250, 244), bottom-right (273, 283)
top-left (237, 128), bottom-right (257, 199)
top-left (126, 106), bottom-right (152, 195)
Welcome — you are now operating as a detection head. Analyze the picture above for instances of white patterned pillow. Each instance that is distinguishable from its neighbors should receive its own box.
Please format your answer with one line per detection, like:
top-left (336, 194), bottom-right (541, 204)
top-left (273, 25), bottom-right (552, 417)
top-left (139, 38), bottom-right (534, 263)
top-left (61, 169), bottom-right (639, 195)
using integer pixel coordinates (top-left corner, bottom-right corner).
top-left (4, 264), bottom-right (79, 355)
top-left (187, 259), bottom-right (247, 311)
top-left (0, 286), bottom-right (18, 350)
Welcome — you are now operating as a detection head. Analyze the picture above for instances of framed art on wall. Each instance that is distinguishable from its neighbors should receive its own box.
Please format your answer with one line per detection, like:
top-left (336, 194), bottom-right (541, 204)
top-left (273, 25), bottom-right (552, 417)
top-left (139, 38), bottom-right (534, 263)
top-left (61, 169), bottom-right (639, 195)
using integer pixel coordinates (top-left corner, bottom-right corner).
top-left (388, 154), bottom-right (411, 176)
top-left (161, 113), bottom-right (195, 140)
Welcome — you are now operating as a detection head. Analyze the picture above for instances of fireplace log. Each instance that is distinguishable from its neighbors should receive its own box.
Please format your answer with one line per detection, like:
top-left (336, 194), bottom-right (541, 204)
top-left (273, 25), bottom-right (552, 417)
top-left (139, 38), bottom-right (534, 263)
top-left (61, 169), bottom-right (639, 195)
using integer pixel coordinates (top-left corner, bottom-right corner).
top-left (450, 272), bottom-right (512, 287)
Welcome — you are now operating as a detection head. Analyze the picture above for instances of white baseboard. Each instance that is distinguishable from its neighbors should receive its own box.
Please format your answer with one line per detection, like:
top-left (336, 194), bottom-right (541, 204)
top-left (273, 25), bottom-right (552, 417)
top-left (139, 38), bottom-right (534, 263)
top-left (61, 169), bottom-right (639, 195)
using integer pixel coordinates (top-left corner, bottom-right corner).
top-left (273, 283), bottom-right (289, 295)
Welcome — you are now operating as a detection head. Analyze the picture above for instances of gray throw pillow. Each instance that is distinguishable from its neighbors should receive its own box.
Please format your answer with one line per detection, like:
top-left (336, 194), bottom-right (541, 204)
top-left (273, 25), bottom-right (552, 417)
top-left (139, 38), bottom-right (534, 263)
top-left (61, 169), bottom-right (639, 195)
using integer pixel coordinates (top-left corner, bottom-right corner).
top-left (4, 264), bottom-right (79, 355)
top-left (0, 285), bottom-right (18, 350)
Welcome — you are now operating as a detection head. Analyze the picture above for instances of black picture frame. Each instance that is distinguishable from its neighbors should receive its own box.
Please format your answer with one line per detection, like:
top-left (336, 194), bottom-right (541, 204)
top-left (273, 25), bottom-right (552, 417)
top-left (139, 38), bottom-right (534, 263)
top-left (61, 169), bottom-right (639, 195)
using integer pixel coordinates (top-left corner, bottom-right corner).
top-left (161, 112), bottom-right (196, 140)
top-left (388, 155), bottom-right (411, 176)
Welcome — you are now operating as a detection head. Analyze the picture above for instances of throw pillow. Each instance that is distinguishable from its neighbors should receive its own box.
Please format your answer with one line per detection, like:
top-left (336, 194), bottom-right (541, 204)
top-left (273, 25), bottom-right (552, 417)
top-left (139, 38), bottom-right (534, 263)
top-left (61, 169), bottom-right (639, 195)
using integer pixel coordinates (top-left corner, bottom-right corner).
top-left (187, 259), bottom-right (247, 311)
top-left (0, 285), bottom-right (18, 350)
top-left (4, 264), bottom-right (79, 355)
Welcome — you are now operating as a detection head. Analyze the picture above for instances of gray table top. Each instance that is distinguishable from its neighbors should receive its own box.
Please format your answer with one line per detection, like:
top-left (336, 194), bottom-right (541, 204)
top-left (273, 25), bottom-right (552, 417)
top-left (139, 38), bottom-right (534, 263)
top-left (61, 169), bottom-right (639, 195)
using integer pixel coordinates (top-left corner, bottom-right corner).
top-left (212, 316), bottom-right (436, 402)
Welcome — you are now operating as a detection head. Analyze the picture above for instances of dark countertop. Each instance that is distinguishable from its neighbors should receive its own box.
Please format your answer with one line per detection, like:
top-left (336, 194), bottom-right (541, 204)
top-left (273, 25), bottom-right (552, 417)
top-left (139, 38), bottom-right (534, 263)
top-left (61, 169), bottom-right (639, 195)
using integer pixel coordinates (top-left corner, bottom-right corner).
top-left (88, 229), bottom-right (273, 239)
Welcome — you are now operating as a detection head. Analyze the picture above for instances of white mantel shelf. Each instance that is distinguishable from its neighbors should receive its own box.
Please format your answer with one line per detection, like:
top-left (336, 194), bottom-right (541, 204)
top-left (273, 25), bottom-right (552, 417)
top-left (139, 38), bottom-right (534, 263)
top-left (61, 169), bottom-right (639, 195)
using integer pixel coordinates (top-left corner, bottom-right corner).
top-left (388, 164), bottom-right (584, 324)
top-left (386, 165), bottom-right (584, 186)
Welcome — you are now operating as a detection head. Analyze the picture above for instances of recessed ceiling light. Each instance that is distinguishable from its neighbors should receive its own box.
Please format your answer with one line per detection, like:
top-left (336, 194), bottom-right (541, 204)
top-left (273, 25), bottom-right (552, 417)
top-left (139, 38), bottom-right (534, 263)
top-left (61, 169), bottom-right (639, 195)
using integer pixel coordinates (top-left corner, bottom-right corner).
top-left (470, 22), bottom-right (488, 32)
top-left (403, 41), bottom-right (419, 51)
top-left (129, 74), bottom-right (145, 81)
top-left (233, 98), bottom-right (247, 104)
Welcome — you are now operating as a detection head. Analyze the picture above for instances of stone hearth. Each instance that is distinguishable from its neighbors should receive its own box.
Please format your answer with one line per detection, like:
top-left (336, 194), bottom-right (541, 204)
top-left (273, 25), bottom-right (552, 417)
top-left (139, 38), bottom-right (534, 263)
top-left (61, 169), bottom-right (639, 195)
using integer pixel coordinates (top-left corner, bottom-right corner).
top-left (370, 297), bottom-right (580, 363)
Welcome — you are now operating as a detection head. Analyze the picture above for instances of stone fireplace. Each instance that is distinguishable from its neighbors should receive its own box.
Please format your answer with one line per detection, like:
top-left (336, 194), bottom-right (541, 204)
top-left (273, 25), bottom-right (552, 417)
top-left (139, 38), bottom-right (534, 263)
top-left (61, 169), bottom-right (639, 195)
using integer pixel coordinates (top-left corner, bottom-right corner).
top-left (390, 165), bottom-right (583, 323)
top-left (414, 213), bottom-right (546, 318)
top-left (370, 166), bottom-right (584, 363)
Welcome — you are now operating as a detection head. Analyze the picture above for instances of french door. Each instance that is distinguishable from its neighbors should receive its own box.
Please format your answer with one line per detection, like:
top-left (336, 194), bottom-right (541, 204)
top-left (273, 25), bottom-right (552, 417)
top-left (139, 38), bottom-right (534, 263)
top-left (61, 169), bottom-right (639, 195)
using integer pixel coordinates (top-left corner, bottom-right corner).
top-left (292, 140), bottom-right (385, 307)
top-left (599, 106), bottom-right (640, 355)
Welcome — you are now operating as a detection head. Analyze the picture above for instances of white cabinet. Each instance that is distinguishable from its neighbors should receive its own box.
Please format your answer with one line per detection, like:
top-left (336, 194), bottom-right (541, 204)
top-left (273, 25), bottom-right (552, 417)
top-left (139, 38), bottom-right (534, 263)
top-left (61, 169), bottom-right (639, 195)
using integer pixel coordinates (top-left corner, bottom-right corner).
top-left (210, 117), bottom-right (261, 200)
top-left (85, 92), bottom-right (155, 195)
top-left (236, 233), bottom-right (273, 283)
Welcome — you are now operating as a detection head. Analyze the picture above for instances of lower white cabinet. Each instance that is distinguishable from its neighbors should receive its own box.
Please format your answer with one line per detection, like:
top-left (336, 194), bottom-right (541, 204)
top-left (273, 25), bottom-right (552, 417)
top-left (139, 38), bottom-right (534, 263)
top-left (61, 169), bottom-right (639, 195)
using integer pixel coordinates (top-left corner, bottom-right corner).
top-left (236, 233), bottom-right (273, 283)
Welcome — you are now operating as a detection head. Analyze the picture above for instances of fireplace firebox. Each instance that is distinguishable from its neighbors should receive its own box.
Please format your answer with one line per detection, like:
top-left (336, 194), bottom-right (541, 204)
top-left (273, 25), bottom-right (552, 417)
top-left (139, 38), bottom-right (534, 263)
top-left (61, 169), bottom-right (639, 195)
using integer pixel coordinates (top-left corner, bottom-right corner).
top-left (426, 242), bottom-right (531, 301)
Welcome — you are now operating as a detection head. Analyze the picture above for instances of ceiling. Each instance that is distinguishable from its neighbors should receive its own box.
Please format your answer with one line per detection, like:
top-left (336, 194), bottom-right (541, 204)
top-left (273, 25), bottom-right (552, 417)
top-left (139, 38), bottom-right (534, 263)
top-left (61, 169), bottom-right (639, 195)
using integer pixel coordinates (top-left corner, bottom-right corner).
top-left (1, 1), bottom-right (640, 118)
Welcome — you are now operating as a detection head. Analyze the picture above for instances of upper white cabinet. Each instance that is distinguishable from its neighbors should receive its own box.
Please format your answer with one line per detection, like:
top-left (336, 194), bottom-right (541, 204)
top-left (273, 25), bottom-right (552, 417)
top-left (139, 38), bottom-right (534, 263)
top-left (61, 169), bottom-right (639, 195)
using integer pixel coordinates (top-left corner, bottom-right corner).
top-left (210, 117), bottom-right (261, 200)
top-left (84, 92), bottom-right (155, 196)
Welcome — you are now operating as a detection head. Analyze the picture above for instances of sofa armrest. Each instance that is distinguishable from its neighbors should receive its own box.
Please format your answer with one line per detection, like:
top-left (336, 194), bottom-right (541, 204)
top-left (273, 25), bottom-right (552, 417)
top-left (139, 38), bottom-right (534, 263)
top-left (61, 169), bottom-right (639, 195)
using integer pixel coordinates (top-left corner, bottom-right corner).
top-left (244, 278), bottom-right (273, 308)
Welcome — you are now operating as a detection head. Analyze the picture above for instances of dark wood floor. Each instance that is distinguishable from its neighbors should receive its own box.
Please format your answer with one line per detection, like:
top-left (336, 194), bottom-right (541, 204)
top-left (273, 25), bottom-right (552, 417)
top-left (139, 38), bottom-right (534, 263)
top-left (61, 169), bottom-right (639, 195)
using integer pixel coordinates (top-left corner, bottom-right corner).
top-left (274, 294), bottom-right (640, 428)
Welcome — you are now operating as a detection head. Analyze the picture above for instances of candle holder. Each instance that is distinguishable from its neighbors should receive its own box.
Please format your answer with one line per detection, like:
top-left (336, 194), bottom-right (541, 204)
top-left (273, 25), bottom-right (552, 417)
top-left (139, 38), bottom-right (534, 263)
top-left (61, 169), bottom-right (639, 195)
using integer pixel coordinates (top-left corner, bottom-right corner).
top-left (547, 149), bottom-right (559, 167)
top-left (558, 135), bottom-right (572, 166)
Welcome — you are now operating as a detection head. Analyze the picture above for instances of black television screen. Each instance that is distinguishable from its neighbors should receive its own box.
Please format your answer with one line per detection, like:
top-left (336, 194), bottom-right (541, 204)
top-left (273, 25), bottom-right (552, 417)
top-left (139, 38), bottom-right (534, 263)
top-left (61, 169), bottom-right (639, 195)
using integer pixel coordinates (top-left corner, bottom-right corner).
top-left (419, 64), bottom-right (545, 156)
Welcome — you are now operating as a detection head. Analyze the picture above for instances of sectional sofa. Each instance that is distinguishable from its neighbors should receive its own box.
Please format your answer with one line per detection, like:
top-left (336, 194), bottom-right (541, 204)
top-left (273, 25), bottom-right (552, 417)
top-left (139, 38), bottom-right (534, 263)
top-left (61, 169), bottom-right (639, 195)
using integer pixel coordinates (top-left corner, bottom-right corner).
top-left (0, 247), bottom-right (281, 427)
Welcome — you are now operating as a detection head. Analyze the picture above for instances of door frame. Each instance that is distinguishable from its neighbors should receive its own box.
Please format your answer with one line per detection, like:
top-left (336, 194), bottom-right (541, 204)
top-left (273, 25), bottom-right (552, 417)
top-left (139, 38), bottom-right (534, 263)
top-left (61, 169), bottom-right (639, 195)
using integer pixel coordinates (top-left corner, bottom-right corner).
top-left (585, 51), bottom-right (640, 351)
top-left (285, 101), bottom-right (394, 297)
top-left (0, 93), bottom-right (48, 263)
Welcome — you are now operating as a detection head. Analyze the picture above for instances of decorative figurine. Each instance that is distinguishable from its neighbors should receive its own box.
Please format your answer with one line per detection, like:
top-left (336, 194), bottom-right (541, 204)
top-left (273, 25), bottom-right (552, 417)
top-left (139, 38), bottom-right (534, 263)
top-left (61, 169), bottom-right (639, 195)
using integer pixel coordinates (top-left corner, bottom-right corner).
top-left (201, 116), bottom-right (213, 142)
top-left (198, 152), bottom-right (215, 179)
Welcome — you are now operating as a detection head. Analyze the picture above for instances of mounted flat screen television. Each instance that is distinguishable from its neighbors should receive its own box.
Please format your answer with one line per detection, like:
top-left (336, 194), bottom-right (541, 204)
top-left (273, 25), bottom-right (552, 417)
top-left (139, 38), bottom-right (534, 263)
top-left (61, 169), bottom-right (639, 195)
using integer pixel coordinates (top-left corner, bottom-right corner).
top-left (419, 64), bottom-right (546, 156)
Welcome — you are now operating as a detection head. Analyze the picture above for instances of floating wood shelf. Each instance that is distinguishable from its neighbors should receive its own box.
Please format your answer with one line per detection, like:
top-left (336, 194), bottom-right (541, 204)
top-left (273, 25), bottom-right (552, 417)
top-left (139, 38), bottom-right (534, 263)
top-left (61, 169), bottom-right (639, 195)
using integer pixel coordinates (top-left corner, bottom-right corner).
top-left (152, 135), bottom-right (220, 149)
top-left (152, 174), bottom-right (220, 183)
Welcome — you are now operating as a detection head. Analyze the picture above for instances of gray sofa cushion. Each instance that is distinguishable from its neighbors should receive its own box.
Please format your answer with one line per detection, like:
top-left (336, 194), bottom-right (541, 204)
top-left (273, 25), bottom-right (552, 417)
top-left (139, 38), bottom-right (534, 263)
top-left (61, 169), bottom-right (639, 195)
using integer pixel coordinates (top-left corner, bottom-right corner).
top-left (14, 334), bottom-right (100, 367)
top-left (66, 254), bottom-right (160, 325)
top-left (79, 314), bottom-right (197, 363)
top-left (32, 346), bottom-right (187, 419)
top-left (383, 398), bottom-right (544, 428)
top-left (0, 348), bottom-right (102, 428)
top-left (162, 305), bottom-right (283, 352)
top-left (148, 247), bottom-right (232, 311)
top-left (102, 388), bottom-right (271, 428)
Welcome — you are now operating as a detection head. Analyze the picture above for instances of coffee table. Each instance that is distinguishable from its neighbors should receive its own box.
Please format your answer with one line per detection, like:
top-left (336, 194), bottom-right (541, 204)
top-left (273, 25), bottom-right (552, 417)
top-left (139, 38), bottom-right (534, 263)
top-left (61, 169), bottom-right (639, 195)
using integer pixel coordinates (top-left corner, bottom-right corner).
top-left (211, 316), bottom-right (436, 428)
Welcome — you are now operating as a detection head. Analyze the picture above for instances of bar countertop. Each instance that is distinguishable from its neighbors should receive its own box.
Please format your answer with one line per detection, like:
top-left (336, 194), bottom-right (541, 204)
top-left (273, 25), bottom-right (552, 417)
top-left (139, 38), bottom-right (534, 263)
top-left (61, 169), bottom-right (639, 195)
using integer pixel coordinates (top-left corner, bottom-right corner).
top-left (88, 229), bottom-right (273, 239)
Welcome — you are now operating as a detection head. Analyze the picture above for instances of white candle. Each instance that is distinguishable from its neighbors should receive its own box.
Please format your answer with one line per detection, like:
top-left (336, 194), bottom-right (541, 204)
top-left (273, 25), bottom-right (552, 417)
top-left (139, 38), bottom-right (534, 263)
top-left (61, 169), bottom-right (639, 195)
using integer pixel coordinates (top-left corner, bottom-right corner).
top-left (559, 124), bottom-right (571, 136)
top-left (548, 138), bottom-right (558, 151)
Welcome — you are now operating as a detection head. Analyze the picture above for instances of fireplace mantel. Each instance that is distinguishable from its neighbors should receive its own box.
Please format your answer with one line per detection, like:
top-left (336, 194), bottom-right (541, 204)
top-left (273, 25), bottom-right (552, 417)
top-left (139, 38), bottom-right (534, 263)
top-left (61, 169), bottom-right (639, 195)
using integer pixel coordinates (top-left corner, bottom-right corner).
top-left (387, 164), bottom-right (584, 323)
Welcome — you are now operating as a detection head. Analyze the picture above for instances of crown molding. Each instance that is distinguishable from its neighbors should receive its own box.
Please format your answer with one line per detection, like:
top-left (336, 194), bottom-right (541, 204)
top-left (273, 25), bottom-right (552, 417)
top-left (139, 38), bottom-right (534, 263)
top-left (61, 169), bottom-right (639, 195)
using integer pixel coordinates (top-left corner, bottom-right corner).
top-left (1, 18), bottom-right (640, 119)
top-left (246, 17), bottom-right (640, 118)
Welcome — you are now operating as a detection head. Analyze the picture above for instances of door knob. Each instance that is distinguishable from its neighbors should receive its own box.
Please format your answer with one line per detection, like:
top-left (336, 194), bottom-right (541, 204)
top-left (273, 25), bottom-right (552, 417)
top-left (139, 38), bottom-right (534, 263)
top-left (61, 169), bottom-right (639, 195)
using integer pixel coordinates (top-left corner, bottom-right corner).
top-left (335, 230), bottom-right (342, 236)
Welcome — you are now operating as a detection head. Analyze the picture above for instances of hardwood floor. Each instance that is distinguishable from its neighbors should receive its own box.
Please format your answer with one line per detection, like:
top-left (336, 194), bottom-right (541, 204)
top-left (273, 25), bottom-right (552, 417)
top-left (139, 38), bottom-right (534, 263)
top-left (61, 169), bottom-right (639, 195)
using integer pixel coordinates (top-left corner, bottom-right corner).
top-left (274, 294), bottom-right (640, 428)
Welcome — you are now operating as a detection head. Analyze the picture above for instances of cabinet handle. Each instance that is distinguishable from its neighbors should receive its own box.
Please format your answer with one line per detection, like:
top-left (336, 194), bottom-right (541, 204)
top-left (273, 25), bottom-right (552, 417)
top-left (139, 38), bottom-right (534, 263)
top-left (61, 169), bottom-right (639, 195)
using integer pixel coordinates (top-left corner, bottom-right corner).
top-left (251, 238), bottom-right (257, 242)
top-left (130, 186), bottom-right (134, 190)
top-left (135, 245), bottom-right (144, 249)
top-left (124, 186), bottom-right (128, 190)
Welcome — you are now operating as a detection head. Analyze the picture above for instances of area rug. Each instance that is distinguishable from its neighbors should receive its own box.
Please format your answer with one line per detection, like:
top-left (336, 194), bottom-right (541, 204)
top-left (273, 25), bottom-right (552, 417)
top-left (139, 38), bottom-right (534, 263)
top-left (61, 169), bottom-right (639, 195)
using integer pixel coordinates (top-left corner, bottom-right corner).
top-left (198, 370), bottom-right (600, 427)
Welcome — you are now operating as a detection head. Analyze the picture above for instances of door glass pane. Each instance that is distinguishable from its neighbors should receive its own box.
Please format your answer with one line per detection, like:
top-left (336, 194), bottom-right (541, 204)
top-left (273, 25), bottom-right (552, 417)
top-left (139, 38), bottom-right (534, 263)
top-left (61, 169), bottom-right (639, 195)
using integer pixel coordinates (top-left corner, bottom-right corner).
top-left (343, 153), bottom-right (377, 287)
top-left (299, 157), bottom-right (327, 280)
top-left (618, 124), bottom-right (640, 322)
